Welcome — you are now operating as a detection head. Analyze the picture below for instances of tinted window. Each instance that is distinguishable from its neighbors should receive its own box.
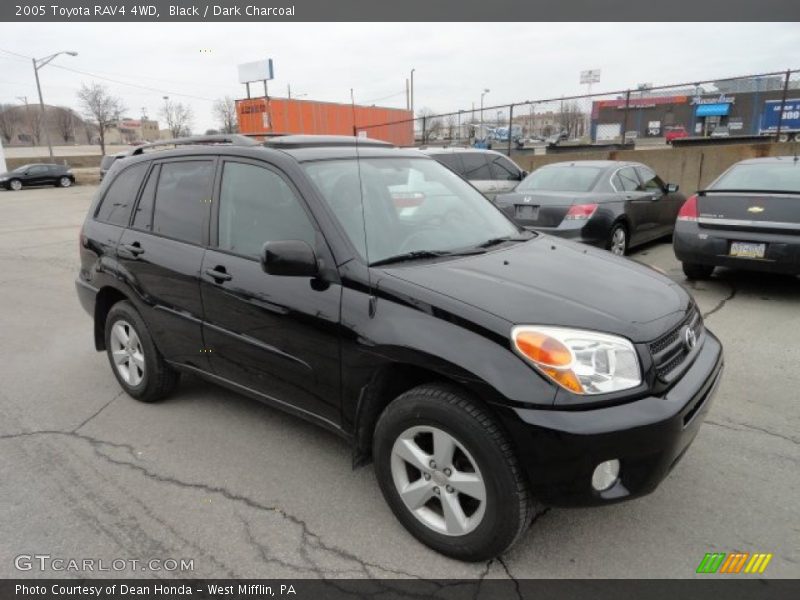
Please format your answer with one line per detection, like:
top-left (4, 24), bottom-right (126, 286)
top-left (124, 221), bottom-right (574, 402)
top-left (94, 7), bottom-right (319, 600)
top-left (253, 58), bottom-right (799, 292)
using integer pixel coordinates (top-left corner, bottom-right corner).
top-left (518, 166), bottom-right (602, 192)
top-left (712, 163), bottom-right (800, 193)
top-left (28, 165), bottom-right (48, 175)
top-left (636, 167), bottom-right (664, 192)
top-left (152, 161), bottom-right (214, 244)
top-left (432, 154), bottom-right (464, 175)
top-left (218, 162), bottom-right (316, 258)
top-left (95, 163), bottom-right (148, 226)
top-left (459, 153), bottom-right (492, 180)
top-left (132, 164), bottom-right (159, 231)
top-left (615, 167), bottom-right (641, 192)
top-left (489, 155), bottom-right (521, 181)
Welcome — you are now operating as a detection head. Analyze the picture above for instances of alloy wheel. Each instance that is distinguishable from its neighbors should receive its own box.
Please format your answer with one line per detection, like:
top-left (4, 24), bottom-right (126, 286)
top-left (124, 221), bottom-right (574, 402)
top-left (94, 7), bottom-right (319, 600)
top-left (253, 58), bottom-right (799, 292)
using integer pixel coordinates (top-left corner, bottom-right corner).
top-left (610, 227), bottom-right (627, 256)
top-left (10, 180), bottom-right (22, 191)
top-left (390, 425), bottom-right (487, 536)
top-left (110, 320), bottom-right (145, 386)
top-left (59, 177), bottom-right (72, 187)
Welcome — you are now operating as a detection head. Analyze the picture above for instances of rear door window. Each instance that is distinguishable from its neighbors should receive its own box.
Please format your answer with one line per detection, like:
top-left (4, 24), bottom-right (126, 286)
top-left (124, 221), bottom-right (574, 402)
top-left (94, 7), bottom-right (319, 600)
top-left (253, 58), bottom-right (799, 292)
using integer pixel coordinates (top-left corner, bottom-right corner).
top-left (615, 167), bottom-right (642, 192)
top-left (459, 153), bottom-right (492, 181)
top-left (152, 160), bottom-right (215, 245)
top-left (433, 154), bottom-right (465, 176)
top-left (95, 163), bottom-right (148, 226)
top-left (131, 164), bottom-right (159, 231)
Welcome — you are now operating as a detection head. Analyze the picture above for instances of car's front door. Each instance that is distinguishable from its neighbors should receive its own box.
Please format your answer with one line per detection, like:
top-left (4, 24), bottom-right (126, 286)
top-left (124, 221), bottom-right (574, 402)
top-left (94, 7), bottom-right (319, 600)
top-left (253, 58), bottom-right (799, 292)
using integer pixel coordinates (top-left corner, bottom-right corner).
top-left (25, 165), bottom-right (49, 186)
top-left (635, 166), bottom-right (682, 237)
top-left (200, 158), bottom-right (342, 426)
top-left (459, 153), bottom-right (497, 199)
top-left (487, 154), bottom-right (524, 196)
top-left (614, 166), bottom-right (657, 245)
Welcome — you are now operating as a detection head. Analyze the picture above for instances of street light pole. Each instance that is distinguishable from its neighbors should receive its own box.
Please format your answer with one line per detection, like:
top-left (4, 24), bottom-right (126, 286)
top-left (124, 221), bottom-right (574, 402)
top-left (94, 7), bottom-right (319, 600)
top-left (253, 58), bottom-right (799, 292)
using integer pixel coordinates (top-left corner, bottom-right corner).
top-left (32, 51), bottom-right (78, 161)
top-left (480, 89), bottom-right (490, 140)
top-left (410, 68), bottom-right (415, 115)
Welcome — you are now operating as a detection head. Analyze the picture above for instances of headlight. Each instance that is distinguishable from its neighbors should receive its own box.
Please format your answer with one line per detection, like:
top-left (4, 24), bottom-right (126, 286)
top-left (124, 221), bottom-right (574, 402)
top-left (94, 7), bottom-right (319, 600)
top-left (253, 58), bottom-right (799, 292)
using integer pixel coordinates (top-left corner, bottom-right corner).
top-left (511, 326), bottom-right (641, 395)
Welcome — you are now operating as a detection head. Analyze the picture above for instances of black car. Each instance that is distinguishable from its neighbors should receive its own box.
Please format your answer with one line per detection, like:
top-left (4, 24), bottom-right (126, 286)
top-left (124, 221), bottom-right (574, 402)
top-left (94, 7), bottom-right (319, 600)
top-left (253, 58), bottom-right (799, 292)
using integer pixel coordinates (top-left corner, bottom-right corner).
top-left (674, 156), bottom-right (800, 279)
top-left (76, 135), bottom-right (723, 561)
top-left (495, 161), bottom-right (684, 255)
top-left (0, 163), bottom-right (75, 191)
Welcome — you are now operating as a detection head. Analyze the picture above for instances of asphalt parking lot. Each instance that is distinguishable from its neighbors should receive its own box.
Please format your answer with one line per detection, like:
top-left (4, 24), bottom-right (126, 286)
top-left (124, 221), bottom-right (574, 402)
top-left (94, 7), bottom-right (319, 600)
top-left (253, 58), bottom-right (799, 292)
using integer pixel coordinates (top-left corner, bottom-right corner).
top-left (0, 185), bottom-right (798, 579)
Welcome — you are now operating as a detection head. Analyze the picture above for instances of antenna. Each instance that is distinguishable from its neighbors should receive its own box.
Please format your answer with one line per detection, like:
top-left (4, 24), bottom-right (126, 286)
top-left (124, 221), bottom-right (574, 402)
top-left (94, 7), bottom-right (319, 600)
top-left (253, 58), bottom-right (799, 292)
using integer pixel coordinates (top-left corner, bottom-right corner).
top-left (350, 88), bottom-right (376, 317)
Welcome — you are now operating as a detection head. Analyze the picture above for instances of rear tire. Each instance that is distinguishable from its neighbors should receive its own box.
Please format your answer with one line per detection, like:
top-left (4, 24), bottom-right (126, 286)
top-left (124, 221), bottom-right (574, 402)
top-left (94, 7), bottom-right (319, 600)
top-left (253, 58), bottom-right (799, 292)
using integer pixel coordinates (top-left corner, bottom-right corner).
top-left (58, 176), bottom-right (72, 188)
top-left (373, 383), bottom-right (535, 561)
top-left (682, 262), bottom-right (714, 280)
top-left (104, 301), bottom-right (179, 402)
top-left (606, 222), bottom-right (628, 256)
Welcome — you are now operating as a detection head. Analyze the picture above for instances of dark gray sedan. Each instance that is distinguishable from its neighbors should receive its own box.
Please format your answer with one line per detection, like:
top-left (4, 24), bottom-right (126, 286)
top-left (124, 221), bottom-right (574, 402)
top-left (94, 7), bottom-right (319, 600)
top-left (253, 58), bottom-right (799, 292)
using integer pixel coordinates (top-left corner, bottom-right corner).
top-left (0, 163), bottom-right (75, 191)
top-left (495, 160), bottom-right (684, 255)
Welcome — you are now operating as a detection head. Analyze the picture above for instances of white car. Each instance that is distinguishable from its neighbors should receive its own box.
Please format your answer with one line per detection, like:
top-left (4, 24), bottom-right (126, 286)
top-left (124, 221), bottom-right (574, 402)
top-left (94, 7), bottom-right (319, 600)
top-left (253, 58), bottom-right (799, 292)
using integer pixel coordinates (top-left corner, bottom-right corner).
top-left (419, 147), bottom-right (527, 201)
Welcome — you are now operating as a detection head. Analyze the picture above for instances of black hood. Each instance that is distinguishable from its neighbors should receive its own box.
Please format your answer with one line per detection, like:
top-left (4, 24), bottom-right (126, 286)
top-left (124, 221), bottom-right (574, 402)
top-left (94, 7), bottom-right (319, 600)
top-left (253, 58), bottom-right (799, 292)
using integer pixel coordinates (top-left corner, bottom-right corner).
top-left (379, 235), bottom-right (691, 343)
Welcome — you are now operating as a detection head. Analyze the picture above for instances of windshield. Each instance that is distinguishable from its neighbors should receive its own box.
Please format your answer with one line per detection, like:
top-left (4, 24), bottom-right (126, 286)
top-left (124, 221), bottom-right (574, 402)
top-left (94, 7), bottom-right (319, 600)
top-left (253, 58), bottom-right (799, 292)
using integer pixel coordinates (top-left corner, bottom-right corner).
top-left (712, 162), bottom-right (800, 193)
top-left (517, 166), bottom-right (602, 192)
top-left (304, 157), bottom-right (521, 264)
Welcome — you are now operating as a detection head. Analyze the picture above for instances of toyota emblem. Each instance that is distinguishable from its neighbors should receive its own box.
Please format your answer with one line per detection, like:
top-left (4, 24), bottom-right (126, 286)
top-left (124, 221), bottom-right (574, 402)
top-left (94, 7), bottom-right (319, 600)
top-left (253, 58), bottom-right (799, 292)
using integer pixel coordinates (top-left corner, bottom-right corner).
top-left (683, 326), bottom-right (697, 350)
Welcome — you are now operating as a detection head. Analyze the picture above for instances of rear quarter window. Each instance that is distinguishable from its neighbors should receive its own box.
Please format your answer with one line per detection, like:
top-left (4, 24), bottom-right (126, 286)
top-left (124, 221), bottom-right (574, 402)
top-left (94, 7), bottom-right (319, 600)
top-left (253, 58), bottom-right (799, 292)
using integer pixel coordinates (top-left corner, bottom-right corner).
top-left (94, 163), bottom-right (148, 227)
top-left (151, 160), bottom-right (215, 244)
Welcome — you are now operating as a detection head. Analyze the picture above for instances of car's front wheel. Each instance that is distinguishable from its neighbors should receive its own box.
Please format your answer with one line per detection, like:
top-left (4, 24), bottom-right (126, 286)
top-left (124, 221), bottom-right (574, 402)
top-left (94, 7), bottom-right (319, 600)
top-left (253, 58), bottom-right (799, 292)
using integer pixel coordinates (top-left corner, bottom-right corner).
top-left (373, 383), bottom-right (534, 561)
top-left (8, 179), bottom-right (22, 191)
top-left (58, 176), bottom-right (72, 188)
top-left (104, 301), bottom-right (179, 402)
top-left (682, 262), bottom-right (715, 280)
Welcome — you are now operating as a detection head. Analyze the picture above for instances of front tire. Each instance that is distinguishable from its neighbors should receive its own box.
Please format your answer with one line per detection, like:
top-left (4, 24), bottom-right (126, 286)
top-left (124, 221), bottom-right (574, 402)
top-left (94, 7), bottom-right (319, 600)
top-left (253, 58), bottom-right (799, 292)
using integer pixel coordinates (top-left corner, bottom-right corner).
top-left (8, 179), bottom-right (22, 191)
top-left (104, 301), bottom-right (179, 402)
top-left (682, 262), bottom-right (714, 280)
top-left (373, 383), bottom-right (534, 561)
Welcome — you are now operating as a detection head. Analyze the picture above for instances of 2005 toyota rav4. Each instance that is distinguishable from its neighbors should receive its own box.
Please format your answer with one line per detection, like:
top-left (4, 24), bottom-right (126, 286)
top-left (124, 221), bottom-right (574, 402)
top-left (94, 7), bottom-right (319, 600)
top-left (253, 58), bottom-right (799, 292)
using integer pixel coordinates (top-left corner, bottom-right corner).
top-left (76, 134), bottom-right (723, 561)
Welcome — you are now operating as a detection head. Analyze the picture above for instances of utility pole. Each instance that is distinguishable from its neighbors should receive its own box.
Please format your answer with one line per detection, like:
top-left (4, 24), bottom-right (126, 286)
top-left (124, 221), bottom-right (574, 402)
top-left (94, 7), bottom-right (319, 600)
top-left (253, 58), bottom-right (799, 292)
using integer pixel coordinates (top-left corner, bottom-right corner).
top-left (410, 68), bottom-right (415, 115)
top-left (32, 51), bottom-right (78, 160)
top-left (287, 84), bottom-right (291, 99)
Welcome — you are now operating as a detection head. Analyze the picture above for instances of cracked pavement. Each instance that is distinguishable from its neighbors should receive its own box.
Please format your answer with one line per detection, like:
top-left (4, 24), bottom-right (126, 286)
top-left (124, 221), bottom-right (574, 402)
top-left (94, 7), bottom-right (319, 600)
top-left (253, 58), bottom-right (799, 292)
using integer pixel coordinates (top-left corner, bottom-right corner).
top-left (0, 186), bottom-right (798, 579)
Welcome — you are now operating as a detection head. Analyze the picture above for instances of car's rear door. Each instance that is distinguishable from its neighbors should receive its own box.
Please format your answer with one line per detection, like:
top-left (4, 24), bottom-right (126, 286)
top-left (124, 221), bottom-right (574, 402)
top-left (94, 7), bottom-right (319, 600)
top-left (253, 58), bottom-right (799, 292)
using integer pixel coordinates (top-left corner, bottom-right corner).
top-left (200, 157), bottom-right (342, 426)
top-left (117, 157), bottom-right (214, 369)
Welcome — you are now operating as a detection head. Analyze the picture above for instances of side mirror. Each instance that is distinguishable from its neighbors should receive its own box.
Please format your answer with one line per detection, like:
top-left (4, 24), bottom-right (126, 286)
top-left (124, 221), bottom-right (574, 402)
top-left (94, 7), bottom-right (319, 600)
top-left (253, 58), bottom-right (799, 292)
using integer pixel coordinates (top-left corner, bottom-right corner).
top-left (666, 183), bottom-right (679, 193)
top-left (260, 240), bottom-right (318, 277)
top-left (519, 170), bottom-right (529, 180)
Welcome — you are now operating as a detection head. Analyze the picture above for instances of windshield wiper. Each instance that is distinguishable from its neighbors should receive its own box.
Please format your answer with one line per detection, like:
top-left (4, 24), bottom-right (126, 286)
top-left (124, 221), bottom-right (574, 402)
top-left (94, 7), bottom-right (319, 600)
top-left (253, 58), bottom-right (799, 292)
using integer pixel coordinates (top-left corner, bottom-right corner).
top-left (475, 234), bottom-right (532, 249)
top-left (370, 250), bottom-right (453, 267)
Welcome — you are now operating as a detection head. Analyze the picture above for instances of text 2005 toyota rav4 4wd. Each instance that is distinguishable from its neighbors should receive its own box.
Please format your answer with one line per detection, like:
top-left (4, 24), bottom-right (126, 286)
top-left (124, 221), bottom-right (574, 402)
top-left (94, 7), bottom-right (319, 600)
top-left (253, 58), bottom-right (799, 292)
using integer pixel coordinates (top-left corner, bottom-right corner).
top-left (76, 135), bottom-right (723, 561)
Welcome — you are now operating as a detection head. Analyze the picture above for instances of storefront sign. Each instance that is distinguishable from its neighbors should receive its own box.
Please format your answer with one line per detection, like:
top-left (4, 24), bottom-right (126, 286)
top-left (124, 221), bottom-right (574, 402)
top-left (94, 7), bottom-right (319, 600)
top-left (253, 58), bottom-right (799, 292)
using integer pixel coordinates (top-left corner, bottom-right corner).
top-left (691, 94), bottom-right (736, 105)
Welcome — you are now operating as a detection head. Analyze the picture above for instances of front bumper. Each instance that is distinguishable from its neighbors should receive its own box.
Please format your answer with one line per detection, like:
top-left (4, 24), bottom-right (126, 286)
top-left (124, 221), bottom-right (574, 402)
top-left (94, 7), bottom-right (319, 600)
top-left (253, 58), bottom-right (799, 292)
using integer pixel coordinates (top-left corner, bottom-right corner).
top-left (495, 331), bottom-right (723, 507)
top-left (674, 222), bottom-right (800, 275)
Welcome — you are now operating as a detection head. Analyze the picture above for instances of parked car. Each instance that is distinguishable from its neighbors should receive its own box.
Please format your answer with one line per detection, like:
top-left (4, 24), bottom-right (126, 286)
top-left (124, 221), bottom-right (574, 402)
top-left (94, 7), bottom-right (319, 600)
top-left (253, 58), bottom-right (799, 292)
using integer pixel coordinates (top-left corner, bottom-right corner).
top-left (495, 160), bottom-right (684, 255)
top-left (99, 152), bottom-right (128, 181)
top-left (420, 147), bottom-right (526, 200)
top-left (76, 134), bottom-right (722, 561)
top-left (665, 125), bottom-right (689, 144)
top-left (674, 156), bottom-right (800, 279)
top-left (0, 163), bottom-right (75, 190)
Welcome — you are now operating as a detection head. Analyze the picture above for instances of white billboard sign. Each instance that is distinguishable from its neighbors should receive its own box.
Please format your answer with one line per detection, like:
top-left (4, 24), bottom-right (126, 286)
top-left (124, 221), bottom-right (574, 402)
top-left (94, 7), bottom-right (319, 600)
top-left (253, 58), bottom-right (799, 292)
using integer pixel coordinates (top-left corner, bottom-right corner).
top-left (238, 59), bottom-right (274, 84)
top-left (580, 69), bottom-right (601, 85)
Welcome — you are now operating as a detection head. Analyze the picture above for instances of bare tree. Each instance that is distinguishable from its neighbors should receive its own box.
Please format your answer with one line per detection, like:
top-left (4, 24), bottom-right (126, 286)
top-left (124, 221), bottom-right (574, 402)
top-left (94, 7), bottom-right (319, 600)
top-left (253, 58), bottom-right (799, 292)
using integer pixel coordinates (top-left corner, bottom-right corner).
top-left (445, 114), bottom-right (457, 140)
top-left (161, 99), bottom-right (193, 138)
top-left (417, 107), bottom-right (443, 143)
top-left (27, 106), bottom-right (42, 146)
top-left (77, 83), bottom-right (125, 154)
top-left (556, 100), bottom-right (586, 139)
top-left (0, 104), bottom-right (23, 143)
top-left (212, 96), bottom-right (237, 133)
top-left (54, 107), bottom-right (77, 143)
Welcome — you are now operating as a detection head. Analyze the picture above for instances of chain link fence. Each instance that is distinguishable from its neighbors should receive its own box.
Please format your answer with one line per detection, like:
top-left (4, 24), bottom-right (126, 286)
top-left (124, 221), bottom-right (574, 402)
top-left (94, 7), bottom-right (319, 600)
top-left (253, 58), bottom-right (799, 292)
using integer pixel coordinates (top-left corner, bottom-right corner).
top-left (355, 69), bottom-right (800, 154)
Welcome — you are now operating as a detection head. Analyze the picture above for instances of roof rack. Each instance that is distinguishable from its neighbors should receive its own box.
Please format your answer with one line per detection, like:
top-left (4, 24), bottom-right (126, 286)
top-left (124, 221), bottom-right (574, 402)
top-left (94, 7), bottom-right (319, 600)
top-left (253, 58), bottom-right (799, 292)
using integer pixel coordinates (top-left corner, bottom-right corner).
top-left (261, 135), bottom-right (393, 149)
top-left (127, 134), bottom-right (259, 156)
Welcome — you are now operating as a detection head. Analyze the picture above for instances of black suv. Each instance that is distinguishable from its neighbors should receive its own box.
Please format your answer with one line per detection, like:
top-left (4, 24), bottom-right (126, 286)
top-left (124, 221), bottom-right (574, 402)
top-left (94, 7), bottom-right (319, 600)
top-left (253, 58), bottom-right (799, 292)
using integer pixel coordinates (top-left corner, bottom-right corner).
top-left (76, 135), bottom-right (723, 561)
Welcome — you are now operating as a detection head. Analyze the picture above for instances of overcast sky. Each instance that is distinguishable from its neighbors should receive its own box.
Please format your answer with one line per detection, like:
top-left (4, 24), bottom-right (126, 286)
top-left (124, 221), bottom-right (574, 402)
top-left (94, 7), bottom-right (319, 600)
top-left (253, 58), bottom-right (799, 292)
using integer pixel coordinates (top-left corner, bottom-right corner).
top-left (0, 22), bottom-right (798, 132)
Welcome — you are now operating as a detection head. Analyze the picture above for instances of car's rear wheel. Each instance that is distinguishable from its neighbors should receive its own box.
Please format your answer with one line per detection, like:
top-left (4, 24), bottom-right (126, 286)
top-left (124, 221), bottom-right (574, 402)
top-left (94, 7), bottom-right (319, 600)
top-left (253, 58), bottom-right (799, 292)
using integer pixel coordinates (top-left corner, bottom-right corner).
top-left (9, 179), bottom-right (22, 191)
top-left (682, 262), bottom-right (714, 280)
top-left (104, 301), bottom-right (179, 402)
top-left (607, 223), bottom-right (628, 256)
top-left (58, 176), bottom-right (72, 188)
top-left (373, 383), bottom-right (534, 561)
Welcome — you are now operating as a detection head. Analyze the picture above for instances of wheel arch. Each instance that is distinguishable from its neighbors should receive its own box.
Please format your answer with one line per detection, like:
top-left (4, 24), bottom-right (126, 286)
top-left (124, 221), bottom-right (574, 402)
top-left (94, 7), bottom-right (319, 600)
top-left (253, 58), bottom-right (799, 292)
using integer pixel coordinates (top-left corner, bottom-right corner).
top-left (93, 286), bottom-right (132, 351)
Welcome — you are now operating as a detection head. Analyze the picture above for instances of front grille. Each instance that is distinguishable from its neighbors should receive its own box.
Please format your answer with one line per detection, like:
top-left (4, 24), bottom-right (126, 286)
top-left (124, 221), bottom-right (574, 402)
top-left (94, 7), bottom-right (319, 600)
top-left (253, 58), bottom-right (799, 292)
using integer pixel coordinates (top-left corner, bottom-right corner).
top-left (650, 307), bottom-right (704, 382)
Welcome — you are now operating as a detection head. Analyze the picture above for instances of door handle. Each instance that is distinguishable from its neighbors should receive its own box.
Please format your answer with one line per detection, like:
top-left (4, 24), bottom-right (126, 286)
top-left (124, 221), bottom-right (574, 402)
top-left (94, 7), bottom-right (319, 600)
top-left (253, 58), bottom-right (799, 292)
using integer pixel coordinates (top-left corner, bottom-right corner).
top-left (122, 243), bottom-right (144, 256)
top-left (205, 267), bottom-right (232, 282)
